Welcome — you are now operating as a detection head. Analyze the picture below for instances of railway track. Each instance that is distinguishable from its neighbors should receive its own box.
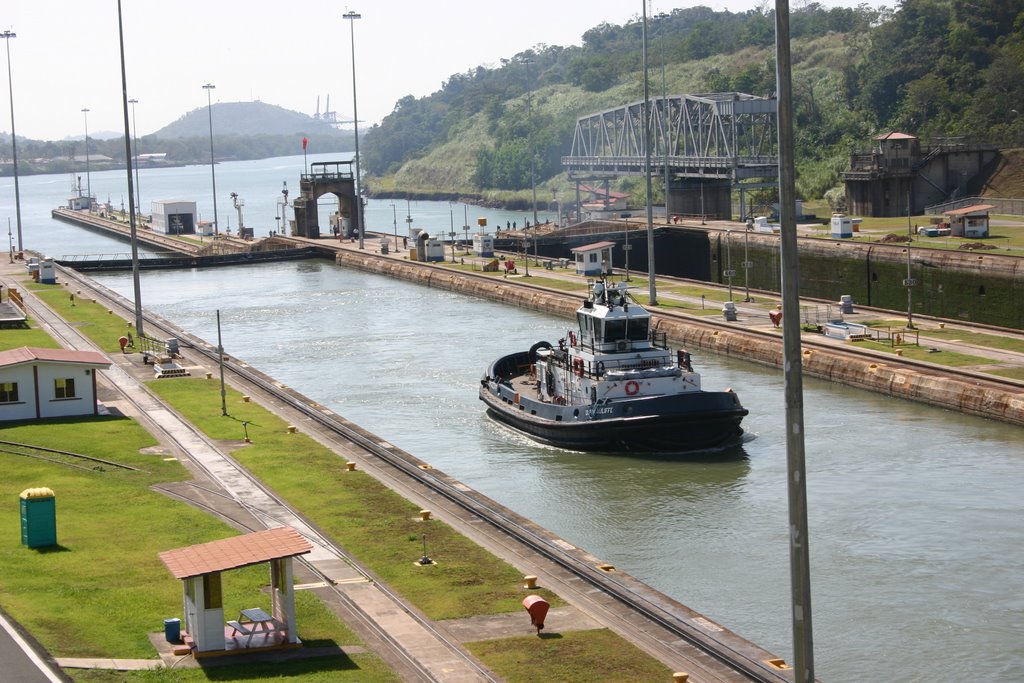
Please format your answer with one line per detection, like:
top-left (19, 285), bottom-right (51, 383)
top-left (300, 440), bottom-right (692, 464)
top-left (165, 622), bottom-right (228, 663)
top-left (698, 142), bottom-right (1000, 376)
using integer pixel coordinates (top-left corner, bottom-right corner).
top-left (52, 266), bottom-right (793, 681)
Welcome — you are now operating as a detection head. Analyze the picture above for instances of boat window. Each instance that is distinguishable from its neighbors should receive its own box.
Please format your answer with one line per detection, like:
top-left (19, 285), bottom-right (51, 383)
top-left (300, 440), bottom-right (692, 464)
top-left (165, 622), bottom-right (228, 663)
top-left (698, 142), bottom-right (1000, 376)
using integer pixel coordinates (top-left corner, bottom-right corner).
top-left (627, 318), bottom-right (649, 340)
top-left (604, 319), bottom-right (626, 342)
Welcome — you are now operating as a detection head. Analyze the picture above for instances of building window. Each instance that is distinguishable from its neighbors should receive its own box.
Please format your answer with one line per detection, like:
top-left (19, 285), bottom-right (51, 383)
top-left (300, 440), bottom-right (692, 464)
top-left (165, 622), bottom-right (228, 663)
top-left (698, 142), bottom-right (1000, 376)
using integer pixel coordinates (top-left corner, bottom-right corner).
top-left (54, 378), bottom-right (76, 399)
top-left (589, 253), bottom-right (598, 263)
top-left (0, 382), bottom-right (18, 403)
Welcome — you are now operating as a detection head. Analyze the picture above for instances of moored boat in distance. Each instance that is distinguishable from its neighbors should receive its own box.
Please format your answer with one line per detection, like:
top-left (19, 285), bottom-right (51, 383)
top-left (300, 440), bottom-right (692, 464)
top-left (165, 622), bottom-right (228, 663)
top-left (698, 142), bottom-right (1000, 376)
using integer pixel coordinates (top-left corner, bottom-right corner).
top-left (479, 278), bottom-right (748, 455)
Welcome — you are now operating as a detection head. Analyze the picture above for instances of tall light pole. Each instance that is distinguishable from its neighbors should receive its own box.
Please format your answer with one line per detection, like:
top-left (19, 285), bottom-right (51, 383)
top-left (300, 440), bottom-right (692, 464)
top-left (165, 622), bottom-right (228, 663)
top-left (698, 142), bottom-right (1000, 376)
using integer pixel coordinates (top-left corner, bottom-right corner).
top-left (523, 57), bottom-right (539, 229)
top-left (641, 2), bottom-right (658, 305)
top-left (743, 217), bottom-right (754, 302)
top-left (81, 107), bottom-right (92, 207)
top-left (2, 31), bottom-right (22, 252)
top-left (128, 98), bottom-right (141, 216)
top-left (202, 83), bottom-right (219, 235)
top-left (657, 12), bottom-right (671, 222)
top-left (117, 0), bottom-right (143, 336)
top-left (343, 10), bottom-right (364, 250)
top-left (391, 201), bottom-right (398, 252)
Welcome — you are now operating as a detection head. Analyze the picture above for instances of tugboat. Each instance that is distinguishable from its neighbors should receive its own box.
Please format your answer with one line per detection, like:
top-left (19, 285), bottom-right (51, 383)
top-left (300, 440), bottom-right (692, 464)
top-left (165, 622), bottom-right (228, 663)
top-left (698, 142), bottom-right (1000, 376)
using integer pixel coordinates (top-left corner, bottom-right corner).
top-left (479, 279), bottom-right (747, 454)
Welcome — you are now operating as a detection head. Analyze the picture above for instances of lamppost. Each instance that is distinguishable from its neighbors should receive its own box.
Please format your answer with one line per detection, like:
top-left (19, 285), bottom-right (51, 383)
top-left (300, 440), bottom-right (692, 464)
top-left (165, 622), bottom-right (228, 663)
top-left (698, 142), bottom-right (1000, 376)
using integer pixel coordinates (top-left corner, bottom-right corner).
top-left (523, 57), bottom-right (538, 229)
top-left (405, 198), bottom-right (413, 240)
top-left (2, 30), bottom-right (23, 252)
top-left (128, 98), bottom-right (141, 215)
top-left (391, 201), bottom-right (398, 252)
top-left (657, 12), bottom-right (671, 223)
top-left (343, 10), bottom-right (364, 250)
top-left (81, 107), bottom-right (92, 207)
top-left (202, 83), bottom-right (219, 235)
top-left (743, 217), bottom-right (754, 302)
top-left (641, 1), bottom-right (658, 305)
top-left (463, 205), bottom-right (470, 250)
top-left (725, 229), bottom-right (735, 301)
top-left (449, 205), bottom-right (456, 262)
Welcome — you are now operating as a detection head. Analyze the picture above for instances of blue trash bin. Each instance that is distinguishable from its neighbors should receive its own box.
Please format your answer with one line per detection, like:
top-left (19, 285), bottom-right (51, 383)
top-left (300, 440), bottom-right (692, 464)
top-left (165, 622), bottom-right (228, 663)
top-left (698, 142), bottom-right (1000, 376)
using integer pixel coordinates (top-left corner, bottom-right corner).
top-left (164, 618), bottom-right (181, 643)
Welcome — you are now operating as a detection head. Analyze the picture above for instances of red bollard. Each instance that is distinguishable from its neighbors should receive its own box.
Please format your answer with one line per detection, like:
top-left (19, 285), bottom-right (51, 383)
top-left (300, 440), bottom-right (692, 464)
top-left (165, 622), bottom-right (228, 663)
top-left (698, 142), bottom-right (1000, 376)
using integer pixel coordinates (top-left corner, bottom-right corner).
top-left (118, 336), bottom-right (130, 353)
top-left (522, 595), bottom-right (549, 633)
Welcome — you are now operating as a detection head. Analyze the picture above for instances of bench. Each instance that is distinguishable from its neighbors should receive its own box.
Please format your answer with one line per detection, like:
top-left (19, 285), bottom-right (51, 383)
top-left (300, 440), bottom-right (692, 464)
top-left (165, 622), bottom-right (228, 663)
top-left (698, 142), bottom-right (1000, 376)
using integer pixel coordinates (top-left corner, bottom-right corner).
top-left (226, 620), bottom-right (252, 636)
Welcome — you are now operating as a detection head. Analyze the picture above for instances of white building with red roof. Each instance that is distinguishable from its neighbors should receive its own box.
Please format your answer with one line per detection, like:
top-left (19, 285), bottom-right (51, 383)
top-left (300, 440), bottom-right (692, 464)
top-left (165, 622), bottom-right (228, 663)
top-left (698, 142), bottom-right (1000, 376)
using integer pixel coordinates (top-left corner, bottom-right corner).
top-left (0, 347), bottom-right (111, 421)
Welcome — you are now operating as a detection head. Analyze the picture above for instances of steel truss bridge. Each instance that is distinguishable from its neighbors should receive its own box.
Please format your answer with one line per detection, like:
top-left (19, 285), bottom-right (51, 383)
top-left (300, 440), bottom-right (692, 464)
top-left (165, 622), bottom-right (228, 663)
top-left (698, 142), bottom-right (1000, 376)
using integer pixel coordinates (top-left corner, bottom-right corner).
top-left (562, 92), bottom-right (779, 186)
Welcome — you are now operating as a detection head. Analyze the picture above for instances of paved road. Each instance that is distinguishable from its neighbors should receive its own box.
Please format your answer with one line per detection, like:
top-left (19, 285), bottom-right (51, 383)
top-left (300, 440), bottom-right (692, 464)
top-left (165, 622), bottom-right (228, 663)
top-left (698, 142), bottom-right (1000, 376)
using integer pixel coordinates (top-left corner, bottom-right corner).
top-left (0, 609), bottom-right (65, 683)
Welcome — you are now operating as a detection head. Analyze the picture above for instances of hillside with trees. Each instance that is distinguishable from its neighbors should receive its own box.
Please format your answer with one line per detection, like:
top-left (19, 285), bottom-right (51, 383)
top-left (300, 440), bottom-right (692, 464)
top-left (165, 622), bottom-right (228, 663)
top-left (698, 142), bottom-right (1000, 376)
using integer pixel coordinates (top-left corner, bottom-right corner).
top-left (362, 0), bottom-right (1024, 206)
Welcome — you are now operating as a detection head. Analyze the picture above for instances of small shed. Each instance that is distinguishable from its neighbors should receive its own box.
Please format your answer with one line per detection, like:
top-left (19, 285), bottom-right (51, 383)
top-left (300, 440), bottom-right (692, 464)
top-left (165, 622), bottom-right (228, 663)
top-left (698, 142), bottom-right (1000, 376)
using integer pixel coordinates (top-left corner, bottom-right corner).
top-left (944, 204), bottom-right (994, 238)
top-left (571, 241), bottom-right (615, 276)
top-left (151, 200), bottom-right (198, 235)
top-left (159, 526), bottom-right (312, 655)
top-left (0, 347), bottom-right (111, 422)
top-left (473, 233), bottom-right (494, 257)
top-left (830, 213), bottom-right (853, 238)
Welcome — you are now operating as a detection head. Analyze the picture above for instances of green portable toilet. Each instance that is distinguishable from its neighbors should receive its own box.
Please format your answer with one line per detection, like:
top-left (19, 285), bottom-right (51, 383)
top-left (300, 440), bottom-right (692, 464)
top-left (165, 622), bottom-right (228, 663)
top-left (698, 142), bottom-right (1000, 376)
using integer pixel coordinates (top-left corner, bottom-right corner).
top-left (20, 488), bottom-right (57, 549)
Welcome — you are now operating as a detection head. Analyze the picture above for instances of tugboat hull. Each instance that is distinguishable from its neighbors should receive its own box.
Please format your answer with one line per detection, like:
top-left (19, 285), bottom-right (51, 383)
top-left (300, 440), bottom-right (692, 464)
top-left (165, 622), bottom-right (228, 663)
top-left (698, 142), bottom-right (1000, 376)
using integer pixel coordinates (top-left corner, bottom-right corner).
top-left (480, 371), bottom-right (747, 454)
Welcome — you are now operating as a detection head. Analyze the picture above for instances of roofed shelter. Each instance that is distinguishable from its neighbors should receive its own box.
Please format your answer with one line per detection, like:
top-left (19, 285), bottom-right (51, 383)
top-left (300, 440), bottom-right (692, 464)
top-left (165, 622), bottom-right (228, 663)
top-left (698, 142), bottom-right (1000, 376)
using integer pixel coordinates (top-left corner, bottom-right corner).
top-left (159, 526), bottom-right (312, 655)
top-left (0, 347), bottom-right (110, 422)
top-left (943, 203), bottom-right (995, 238)
top-left (571, 241), bottom-right (615, 276)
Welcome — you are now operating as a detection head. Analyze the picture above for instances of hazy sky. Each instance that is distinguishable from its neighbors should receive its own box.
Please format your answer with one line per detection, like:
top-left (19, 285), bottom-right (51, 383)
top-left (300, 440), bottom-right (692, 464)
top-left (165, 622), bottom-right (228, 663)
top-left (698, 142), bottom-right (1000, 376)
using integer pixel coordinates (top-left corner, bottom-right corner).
top-left (4, 1), bottom-right (873, 142)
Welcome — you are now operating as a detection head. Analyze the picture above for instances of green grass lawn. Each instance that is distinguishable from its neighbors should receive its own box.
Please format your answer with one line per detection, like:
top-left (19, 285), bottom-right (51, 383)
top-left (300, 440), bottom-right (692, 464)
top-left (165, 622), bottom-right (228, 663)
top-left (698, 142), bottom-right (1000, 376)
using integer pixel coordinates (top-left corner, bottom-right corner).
top-left (145, 378), bottom-right (563, 621)
top-left (467, 629), bottom-right (674, 683)
top-left (0, 420), bottom-right (366, 661)
top-left (849, 339), bottom-right (994, 366)
top-left (861, 320), bottom-right (1024, 355)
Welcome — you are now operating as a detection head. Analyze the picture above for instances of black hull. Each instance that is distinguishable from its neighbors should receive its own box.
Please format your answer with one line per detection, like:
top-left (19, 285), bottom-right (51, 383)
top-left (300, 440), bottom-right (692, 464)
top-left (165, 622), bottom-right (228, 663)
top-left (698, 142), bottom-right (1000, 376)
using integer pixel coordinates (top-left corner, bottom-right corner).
top-left (480, 384), bottom-right (747, 455)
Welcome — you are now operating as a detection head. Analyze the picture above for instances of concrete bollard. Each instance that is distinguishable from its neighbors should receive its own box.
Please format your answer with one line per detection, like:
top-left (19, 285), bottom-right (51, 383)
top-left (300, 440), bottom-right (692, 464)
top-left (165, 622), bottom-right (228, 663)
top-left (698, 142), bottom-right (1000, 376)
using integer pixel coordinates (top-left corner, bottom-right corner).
top-left (419, 509), bottom-right (432, 521)
top-left (287, 425), bottom-right (297, 434)
top-left (346, 461), bottom-right (357, 471)
top-left (672, 673), bottom-right (690, 683)
top-left (523, 575), bottom-right (538, 589)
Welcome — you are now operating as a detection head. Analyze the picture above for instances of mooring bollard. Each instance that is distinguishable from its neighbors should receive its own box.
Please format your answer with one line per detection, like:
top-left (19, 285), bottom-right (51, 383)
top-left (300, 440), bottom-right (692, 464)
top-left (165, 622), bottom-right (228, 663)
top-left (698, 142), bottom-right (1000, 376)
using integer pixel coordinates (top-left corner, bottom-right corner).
top-left (242, 395), bottom-right (250, 403)
top-left (419, 509), bottom-right (432, 521)
top-left (672, 673), bottom-right (690, 683)
top-left (523, 575), bottom-right (538, 589)
top-left (287, 425), bottom-right (297, 434)
top-left (205, 372), bottom-right (212, 380)
top-left (346, 461), bottom-right (357, 471)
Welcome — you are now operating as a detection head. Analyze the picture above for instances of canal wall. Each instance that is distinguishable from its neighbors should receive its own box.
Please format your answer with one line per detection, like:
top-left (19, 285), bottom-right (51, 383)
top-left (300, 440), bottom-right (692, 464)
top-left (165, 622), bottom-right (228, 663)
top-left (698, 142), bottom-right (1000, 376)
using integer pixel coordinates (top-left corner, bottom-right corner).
top-left (335, 250), bottom-right (1024, 427)
top-left (526, 226), bottom-right (1024, 328)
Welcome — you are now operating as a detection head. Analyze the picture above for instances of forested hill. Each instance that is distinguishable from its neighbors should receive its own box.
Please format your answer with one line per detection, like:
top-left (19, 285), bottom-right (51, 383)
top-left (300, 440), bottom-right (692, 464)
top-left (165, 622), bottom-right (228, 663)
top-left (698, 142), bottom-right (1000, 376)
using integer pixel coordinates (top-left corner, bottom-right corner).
top-left (362, 0), bottom-right (1024, 202)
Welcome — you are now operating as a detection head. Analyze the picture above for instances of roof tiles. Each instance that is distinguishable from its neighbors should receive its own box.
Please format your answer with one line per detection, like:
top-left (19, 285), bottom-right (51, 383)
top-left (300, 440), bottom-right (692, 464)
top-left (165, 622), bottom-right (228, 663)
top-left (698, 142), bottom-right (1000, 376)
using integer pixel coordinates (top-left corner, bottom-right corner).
top-left (159, 527), bottom-right (313, 579)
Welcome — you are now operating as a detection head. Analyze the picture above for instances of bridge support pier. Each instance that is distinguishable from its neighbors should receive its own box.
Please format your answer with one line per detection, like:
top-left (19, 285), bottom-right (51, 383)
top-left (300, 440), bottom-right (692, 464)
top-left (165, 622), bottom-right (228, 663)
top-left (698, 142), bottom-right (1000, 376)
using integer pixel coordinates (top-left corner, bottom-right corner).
top-left (667, 179), bottom-right (732, 221)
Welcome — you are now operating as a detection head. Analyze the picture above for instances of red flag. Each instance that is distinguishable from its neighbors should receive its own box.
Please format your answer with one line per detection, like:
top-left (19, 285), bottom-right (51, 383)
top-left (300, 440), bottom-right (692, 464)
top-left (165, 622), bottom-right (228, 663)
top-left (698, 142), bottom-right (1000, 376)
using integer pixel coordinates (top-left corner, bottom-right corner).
top-left (302, 137), bottom-right (308, 150)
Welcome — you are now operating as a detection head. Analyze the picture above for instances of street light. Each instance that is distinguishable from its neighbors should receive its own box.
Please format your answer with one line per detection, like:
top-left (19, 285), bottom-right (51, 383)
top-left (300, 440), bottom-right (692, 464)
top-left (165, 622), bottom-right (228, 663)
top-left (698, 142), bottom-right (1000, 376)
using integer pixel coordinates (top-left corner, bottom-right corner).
top-left (391, 201), bottom-right (398, 252)
top-left (128, 98), bottom-right (141, 215)
top-left (522, 57), bottom-right (539, 229)
top-left (343, 10), bottom-right (364, 250)
top-left (725, 229), bottom-right (735, 301)
top-left (656, 13), bottom-right (671, 223)
top-left (641, 1), bottom-right (658, 305)
top-left (202, 83), bottom-right (219, 236)
top-left (743, 217), bottom-right (754, 302)
top-left (81, 107), bottom-right (92, 207)
top-left (2, 30), bottom-right (23, 252)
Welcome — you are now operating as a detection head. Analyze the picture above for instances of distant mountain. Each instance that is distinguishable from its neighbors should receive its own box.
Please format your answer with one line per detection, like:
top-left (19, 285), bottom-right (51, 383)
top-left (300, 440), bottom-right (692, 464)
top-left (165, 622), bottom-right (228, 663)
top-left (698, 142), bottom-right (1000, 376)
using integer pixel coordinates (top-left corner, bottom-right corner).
top-left (153, 101), bottom-right (346, 139)
top-left (62, 131), bottom-right (123, 141)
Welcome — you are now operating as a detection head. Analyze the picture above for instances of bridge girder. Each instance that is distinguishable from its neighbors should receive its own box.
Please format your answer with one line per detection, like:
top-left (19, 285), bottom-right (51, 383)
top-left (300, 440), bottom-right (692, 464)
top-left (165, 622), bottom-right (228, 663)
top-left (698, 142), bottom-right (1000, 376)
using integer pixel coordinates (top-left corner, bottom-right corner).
top-left (563, 92), bottom-right (779, 182)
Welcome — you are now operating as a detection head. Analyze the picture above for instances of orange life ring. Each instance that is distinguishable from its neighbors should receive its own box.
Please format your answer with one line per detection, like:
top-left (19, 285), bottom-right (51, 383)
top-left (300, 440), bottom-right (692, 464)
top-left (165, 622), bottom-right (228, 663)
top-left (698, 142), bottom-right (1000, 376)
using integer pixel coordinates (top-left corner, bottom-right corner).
top-left (624, 380), bottom-right (640, 396)
top-left (573, 358), bottom-right (584, 376)
top-left (569, 331), bottom-right (577, 346)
